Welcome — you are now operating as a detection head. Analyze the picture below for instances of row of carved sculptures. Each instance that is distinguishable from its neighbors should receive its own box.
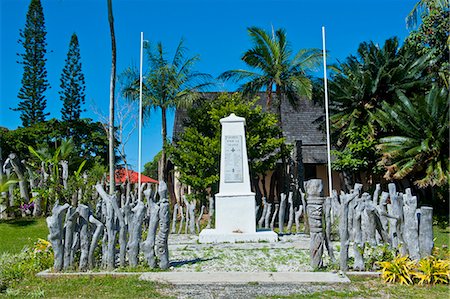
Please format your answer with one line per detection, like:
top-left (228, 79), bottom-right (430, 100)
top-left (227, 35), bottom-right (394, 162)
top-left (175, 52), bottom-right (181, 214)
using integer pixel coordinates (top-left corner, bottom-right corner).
top-left (46, 182), bottom-right (170, 272)
top-left (303, 179), bottom-right (434, 270)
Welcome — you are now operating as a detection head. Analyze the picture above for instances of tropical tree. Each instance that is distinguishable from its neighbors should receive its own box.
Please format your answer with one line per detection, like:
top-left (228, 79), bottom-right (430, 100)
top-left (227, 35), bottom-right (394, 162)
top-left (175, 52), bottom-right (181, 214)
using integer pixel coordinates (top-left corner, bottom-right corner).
top-left (406, 0), bottom-right (449, 86)
top-left (14, 0), bottom-right (49, 126)
top-left (219, 26), bottom-right (322, 119)
top-left (60, 33), bottom-right (86, 122)
top-left (107, 0), bottom-right (117, 195)
top-left (330, 37), bottom-right (433, 139)
top-left (405, 0), bottom-right (449, 28)
top-left (121, 40), bottom-right (211, 182)
top-left (168, 93), bottom-right (287, 203)
top-left (328, 38), bottom-right (435, 187)
top-left (219, 26), bottom-right (322, 192)
top-left (376, 86), bottom-right (449, 189)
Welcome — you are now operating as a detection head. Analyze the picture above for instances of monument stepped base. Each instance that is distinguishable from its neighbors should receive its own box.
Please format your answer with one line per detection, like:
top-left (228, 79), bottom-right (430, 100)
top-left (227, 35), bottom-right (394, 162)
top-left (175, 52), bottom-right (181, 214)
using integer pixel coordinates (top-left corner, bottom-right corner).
top-left (199, 229), bottom-right (278, 243)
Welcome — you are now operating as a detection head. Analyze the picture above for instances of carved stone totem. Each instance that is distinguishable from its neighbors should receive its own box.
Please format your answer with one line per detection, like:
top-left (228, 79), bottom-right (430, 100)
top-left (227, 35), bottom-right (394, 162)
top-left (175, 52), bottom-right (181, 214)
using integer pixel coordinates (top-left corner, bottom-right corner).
top-left (305, 179), bottom-right (325, 269)
top-left (156, 181), bottom-right (170, 269)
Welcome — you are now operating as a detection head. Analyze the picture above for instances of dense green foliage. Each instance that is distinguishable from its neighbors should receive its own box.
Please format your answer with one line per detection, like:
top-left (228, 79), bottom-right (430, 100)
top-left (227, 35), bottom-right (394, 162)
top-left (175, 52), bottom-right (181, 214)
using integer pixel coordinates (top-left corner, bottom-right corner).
top-left (168, 93), bottom-right (287, 201)
top-left (331, 125), bottom-right (382, 176)
top-left (376, 87), bottom-right (449, 188)
top-left (143, 151), bottom-right (161, 180)
top-left (13, 0), bottom-right (49, 126)
top-left (0, 238), bottom-right (53, 292)
top-left (0, 119), bottom-right (109, 169)
top-left (59, 33), bottom-right (86, 122)
top-left (406, 0), bottom-right (449, 86)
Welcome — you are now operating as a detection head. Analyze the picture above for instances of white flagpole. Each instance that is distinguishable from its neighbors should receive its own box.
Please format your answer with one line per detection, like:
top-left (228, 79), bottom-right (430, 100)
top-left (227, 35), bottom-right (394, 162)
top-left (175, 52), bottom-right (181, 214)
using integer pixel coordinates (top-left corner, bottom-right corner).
top-left (138, 32), bottom-right (144, 202)
top-left (322, 26), bottom-right (333, 197)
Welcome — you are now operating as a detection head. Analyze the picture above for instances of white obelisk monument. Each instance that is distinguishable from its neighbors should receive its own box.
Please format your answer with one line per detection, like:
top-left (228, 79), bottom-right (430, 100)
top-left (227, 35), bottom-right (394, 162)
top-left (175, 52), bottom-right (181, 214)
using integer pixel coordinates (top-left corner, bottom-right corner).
top-left (199, 113), bottom-right (278, 243)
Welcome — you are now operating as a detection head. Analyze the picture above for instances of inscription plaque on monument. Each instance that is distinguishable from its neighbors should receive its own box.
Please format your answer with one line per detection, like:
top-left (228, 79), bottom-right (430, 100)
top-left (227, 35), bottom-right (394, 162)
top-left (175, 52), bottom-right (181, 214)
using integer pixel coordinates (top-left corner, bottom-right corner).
top-left (224, 135), bottom-right (243, 183)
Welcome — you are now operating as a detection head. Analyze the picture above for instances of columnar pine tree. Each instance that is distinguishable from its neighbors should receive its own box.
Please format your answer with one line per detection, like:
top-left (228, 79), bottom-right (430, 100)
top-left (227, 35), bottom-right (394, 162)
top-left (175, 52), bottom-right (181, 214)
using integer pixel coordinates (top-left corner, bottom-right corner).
top-left (14, 0), bottom-right (49, 127)
top-left (59, 33), bottom-right (86, 121)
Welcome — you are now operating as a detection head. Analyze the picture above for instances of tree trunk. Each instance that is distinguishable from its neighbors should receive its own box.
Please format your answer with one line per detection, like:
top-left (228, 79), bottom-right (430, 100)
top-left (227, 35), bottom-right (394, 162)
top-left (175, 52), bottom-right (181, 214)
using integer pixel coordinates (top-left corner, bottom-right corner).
top-left (161, 107), bottom-right (167, 182)
top-left (107, 0), bottom-right (116, 196)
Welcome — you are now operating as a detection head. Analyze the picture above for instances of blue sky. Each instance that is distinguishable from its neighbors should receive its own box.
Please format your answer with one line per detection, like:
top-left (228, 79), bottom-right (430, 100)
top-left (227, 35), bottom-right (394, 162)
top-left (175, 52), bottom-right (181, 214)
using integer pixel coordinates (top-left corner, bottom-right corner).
top-left (1, 0), bottom-right (418, 170)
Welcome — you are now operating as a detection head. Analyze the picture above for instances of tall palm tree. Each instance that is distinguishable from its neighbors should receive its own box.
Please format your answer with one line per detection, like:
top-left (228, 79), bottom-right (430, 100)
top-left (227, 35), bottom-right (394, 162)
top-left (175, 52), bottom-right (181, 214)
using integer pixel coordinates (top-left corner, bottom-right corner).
top-left (376, 86), bottom-right (449, 188)
top-left (121, 40), bottom-right (211, 182)
top-left (219, 27), bottom-right (322, 193)
top-left (219, 27), bottom-right (321, 121)
top-left (107, 0), bottom-right (116, 195)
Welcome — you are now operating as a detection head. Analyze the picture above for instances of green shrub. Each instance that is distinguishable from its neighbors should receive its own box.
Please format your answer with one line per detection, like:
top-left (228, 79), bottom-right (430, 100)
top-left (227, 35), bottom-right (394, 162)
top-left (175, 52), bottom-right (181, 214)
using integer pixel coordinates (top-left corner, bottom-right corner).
top-left (0, 239), bottom-right (53, 292)
top-left (413, 256), bottom-right (450, 285)
top-left (379, 254), bottom-right (450, 286)
top-left (378, 255), bottom-right (415, 285)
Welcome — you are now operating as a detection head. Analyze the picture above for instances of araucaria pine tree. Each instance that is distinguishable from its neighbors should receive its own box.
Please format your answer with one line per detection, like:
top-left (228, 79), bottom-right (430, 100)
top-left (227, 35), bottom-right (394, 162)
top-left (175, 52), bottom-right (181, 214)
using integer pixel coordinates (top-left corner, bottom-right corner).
top-left (59, 33), bottom-right (86, 121)
top-left (14, 0), bottom-right (49, 126)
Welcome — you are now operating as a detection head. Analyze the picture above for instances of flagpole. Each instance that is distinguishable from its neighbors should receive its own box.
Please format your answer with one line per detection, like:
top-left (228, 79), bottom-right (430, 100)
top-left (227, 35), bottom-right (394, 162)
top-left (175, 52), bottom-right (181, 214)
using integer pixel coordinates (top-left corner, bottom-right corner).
top-left (322, 26), bottom-right (333, 197)
top-left (138, 32), bottom-right (143, 202)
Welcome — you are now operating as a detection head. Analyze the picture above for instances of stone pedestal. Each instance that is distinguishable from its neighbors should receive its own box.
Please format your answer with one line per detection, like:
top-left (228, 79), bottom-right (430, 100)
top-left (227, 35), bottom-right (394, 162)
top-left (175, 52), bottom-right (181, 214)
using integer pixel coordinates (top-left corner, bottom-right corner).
top-left (199, 113), bottom-right (277, 243)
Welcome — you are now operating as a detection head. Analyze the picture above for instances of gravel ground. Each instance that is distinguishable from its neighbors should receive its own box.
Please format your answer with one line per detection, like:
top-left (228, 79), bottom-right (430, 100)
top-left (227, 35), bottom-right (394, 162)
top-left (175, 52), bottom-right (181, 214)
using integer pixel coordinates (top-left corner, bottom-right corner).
top-left (161, 233), bottom-right (343, 298)
top-left (167, 234), bottom-right (315, 272)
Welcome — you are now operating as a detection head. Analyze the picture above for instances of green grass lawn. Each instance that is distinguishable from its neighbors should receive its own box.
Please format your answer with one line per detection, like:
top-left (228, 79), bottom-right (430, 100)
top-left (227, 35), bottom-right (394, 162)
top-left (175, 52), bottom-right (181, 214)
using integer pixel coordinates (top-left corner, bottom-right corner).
top-left (1, 276), bottom-right (169, 298)
top-left (0, 218), bottom-right (48, 254)
top-left (434, 225), bottom-right (450, 248)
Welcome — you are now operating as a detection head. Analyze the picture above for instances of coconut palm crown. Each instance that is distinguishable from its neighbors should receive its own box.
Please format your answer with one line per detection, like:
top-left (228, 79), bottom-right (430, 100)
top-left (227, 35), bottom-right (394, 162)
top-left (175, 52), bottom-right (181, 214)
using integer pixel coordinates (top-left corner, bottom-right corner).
top-left (121, 40), bottom-right (212, 181)
top-left (219, 26), bottom-right (322, 115)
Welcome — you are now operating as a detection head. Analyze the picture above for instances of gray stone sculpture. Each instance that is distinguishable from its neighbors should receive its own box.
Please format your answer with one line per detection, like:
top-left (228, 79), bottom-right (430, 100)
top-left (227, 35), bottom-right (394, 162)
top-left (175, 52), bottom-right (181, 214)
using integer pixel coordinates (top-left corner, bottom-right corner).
top-left (142, 188), bottom-right (160, 268)
top-left (46, 201), bottom-right (70, 272)
top-left (270, 203), bottom-right (279, 231)
top-left (278, 193), bottom-right (287, 233)
top-left (323, 196), bottom-right (335, 263)
top-left (287, 192), bottom-right (294, 233)
top-left (88, 214), bottom-right (104, 269)
top-left (128, 200), bottom-right (146, 267)
top-left (258, 197), bottom-right (267, 228)
top-left (77, 204), bottom-right (90, 271)
top-left (156, 181), bottom-right (170, 269)
top-left (264, 202), bottom-right (272, 229)
top-left (294, 205), bottom-right (303, 233)
top-left (419, 206), bottom-right (433, 258)
top-left (206, 196), bottom-right (214, 229)
top-left (353, 195), bottom-right (365, 271)
top-left (196, 205), bottom-right (205, 233)
top-left (403, 189), bottom-right (420, 260)
top-left (95, 184), bottom-right (118, 270)
top-left (305, 179), bottom-right (325, 269)
top-left (171, 203), bottom-right (179, 233)
top-left (338, 190), bottom-right (357, 272)
top-left (63, 206), bottom-right (78, 270)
